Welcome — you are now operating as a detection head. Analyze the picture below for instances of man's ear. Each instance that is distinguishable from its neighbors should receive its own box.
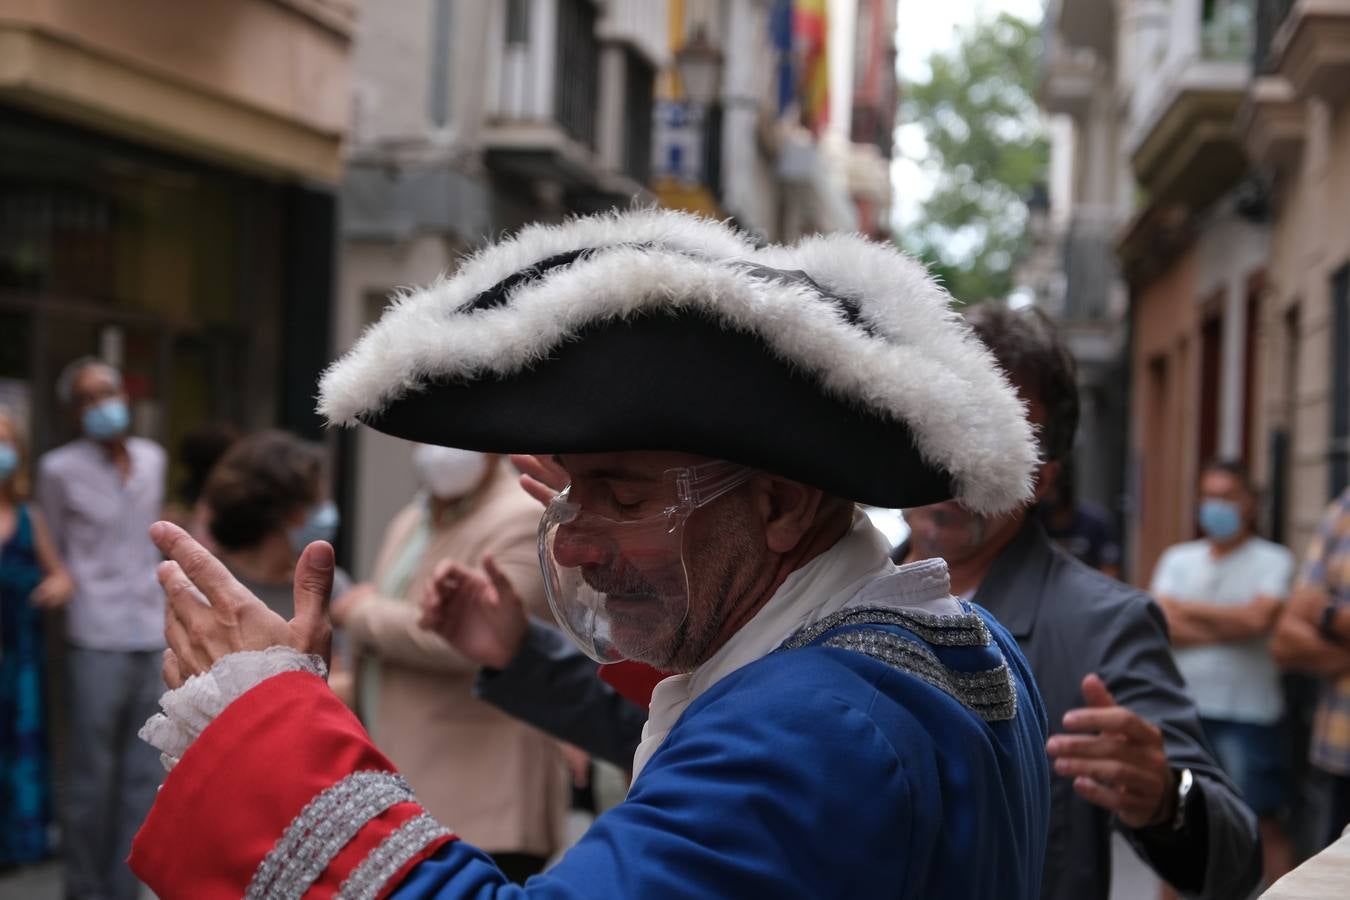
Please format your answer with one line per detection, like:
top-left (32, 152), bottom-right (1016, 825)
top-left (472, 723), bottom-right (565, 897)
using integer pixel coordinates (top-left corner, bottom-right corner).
top-left (750, 475), bottom-right (829, 554)
top-left (1031, 458), bottom-right (1063, 504)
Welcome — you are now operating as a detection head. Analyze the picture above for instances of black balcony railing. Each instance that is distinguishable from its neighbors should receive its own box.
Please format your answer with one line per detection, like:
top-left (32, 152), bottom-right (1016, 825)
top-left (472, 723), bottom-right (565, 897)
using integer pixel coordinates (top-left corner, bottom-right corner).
top-left (554, 0), bottom-right (598, 149)
top-left (1253, 0), bottom-right (1295, 72)
top-left (1061, 214), bottom-right (1118, 322)
top-left (622, 50), bottom-right (655, 185)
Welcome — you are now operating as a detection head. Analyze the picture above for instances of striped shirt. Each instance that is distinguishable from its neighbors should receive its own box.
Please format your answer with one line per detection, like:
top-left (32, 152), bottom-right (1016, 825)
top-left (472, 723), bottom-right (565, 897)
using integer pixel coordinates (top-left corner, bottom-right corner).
top-left (1306, 488), bottom-right (1350, 775)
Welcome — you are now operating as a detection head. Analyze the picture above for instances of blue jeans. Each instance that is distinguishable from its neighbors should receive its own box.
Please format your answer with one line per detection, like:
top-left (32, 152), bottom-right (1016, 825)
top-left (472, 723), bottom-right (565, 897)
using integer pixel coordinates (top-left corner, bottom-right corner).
top-left (1200, 717), bottom-right (1288, 818)
top-left (62, 646), bottom-right (164, 900)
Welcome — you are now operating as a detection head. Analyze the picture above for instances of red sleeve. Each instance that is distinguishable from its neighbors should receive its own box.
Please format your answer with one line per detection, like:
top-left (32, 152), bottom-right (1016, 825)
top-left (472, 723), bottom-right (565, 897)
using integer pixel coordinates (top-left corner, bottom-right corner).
top-left (129, 671), bottom-right (456, 900)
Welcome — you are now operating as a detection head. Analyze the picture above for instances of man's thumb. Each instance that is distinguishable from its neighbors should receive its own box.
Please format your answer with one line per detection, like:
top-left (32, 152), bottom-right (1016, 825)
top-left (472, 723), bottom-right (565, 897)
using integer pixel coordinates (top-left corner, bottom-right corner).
top-left (1081, 672), bottom-right (1115, 708)
top-left (294, 541), bottom-right (336, 628)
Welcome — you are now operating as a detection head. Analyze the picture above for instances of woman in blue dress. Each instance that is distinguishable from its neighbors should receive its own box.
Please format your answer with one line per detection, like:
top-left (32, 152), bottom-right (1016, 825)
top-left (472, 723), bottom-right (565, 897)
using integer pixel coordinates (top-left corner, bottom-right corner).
top-left (0, 406), bottom-right (72, 866)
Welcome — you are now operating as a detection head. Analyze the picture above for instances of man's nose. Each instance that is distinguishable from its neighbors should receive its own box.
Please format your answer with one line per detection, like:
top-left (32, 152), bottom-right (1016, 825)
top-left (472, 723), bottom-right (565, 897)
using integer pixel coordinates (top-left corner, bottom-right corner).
top-left (553, 522), bottom-right (609, 568)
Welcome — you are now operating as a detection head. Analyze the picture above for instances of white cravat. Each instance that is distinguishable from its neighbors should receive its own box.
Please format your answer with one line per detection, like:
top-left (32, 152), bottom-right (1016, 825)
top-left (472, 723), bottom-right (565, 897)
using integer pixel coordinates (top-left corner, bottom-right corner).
top-left (630, 511), bottom-right (896, 781)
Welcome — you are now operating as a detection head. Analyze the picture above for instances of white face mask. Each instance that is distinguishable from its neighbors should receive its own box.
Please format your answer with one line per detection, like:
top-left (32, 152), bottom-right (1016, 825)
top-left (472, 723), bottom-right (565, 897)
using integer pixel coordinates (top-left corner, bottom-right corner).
top-left (412, 445), bottom-right (489, 500)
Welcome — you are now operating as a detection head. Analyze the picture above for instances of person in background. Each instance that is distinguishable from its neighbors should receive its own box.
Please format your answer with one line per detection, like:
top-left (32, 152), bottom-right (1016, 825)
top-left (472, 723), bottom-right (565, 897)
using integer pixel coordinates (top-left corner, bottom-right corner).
top-left (163, 422), bottom-right (239, 546)
top-left (330, 445), bottom-right (569, 885)
top-left (1151, 459), bottom-right (1297, 884)
top-left (896, 305), bottom-right (1259, 900)
top-left (0, 406), bottom-right (72, 868)
top-left (1037, 458), bottom-right (1122, 579)
top-left (198, 429), bottom-right (354, 699)
top-left (36, 358), bottom-right (165, 900)
top-left (1271, 487), bottom-right (1350, 848)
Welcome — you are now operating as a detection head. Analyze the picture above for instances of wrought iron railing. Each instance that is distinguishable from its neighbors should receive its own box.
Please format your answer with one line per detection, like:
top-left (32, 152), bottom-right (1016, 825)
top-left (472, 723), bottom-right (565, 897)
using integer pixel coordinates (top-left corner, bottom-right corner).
top-left (554, 0), bottom-right (598, 149)
top-left (1252, 0), bottom-right (1295, 72)
top-left (1060, 212), bottom-right (1119, 322)
top-left (622, 50), bottom-right (655, 185)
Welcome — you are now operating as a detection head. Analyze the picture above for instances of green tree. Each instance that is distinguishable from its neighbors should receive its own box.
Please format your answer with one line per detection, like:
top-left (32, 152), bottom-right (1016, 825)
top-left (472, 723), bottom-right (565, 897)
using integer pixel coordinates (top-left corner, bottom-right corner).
top-left (898, 12), bottom-right (1048, 304)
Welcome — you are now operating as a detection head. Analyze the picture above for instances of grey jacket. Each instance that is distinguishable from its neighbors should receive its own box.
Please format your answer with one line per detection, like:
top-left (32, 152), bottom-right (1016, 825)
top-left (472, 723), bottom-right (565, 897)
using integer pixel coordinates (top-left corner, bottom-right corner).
top-left (475, 620), bottom-right (645, 769)
top-left (972, 521), bottom-right (1260, 900)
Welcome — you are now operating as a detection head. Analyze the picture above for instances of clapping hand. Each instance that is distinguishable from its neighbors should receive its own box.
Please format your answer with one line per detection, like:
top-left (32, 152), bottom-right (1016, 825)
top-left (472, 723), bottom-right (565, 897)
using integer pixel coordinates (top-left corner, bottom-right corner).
top-left (148, 521), bottom-right (334, 688)
top-left (418, 557), bottom-right (528, 670)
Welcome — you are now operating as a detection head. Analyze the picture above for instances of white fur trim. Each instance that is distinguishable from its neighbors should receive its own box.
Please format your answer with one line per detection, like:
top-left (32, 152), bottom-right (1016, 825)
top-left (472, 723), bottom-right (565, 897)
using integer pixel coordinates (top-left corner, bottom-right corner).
top-left (318, 210), bottom-right (1037, 514)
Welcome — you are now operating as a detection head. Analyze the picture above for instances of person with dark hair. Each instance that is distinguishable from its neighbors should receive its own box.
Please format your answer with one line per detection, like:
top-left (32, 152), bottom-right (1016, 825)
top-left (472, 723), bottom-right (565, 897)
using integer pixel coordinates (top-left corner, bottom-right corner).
top-left (128, 211), bottom-right (1052, 898)
top-left (166, 423), bottom-right (239, 545)
top-left (36, 357), bottom-right (166, 900)
top-left (1150, 459), bottom-right (1296, 883)
top-left (200, 430), bottom-right (351, 619)
top-left (1037, 458), bottom-right (1122, 578)
top-left (896, 304), bottom-right (1260, 900)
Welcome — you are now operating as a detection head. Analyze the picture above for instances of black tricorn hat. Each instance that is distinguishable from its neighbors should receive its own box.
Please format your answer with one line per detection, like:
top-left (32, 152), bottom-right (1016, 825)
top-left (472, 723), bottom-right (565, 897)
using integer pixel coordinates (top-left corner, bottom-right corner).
top-left (318, 210), bottom-right (1036, 514)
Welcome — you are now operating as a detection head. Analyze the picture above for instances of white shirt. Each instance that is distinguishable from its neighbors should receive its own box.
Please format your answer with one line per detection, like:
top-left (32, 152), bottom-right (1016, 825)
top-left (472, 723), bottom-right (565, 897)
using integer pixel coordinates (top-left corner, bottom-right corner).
top-left (631, 512), bottom-right (959, 780)
top-left (1150, 536), bottom-right (1295, 724)
top-left (36, 437), bottom-right (166, 651)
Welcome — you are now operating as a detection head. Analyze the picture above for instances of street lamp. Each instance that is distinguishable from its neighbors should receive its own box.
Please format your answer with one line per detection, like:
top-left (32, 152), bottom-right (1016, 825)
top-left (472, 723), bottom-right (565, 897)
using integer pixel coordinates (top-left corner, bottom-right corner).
top-left (675, 25), bottom-right (723, 107)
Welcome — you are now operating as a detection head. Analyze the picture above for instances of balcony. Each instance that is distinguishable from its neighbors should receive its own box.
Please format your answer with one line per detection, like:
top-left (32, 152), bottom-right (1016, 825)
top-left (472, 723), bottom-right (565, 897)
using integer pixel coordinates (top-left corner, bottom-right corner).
top-left (482, 0), bottom-right (658, 205)
top-left (1040, 38), bottom-right (1102, 120)
top-left (1047, 0), bottom-right (1114, 57)
top-left (1268, 0), bottom-right (1350, 106)
top-left (1129, 2), bottom-right (1253, 211)
top-left (1240, 75), bottom-right (1306, 176)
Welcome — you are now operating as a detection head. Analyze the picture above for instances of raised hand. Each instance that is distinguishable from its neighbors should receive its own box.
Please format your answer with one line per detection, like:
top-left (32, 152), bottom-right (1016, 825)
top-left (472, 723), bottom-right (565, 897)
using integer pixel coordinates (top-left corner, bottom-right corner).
top-left (1045, 673), bottom-right (1176, 830)
top-left (148, 521), bottom-right (334, 688)
top-left (509, 454), bottom-right (568, 507)
top-left (418, 556), bottom-right (527, 670)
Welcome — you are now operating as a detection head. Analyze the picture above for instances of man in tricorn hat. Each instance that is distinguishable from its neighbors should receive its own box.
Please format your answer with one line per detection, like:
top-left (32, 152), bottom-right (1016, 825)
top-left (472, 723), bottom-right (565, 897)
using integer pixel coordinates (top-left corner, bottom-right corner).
top-left (128, 210), bottom-right (1050, 898)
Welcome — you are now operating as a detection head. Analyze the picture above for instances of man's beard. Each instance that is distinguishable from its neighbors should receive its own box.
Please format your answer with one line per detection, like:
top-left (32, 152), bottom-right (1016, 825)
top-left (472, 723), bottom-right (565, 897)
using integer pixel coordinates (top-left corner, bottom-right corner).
top-left (624, 499), bottom-right (765, 673)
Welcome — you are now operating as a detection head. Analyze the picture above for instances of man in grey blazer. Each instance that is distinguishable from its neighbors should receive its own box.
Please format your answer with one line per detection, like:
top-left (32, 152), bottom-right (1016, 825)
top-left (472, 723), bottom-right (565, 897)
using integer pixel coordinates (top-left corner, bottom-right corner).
top-left (428, 304), bottom-right (1261, 899)
top-left (897, 304), bottom-right (1259, 899)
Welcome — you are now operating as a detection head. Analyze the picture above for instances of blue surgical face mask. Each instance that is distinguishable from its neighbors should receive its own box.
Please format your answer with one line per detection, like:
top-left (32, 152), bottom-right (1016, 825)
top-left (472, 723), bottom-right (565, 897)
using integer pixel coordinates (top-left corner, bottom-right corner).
top-left (0, 442), bottom-right (18, 481)
top-left (82, 398), bottom-right (130, 440)
top-left (1198, 499), bottom-right (1243, 541)
top-left (288, 500), bottom-right (339, 555)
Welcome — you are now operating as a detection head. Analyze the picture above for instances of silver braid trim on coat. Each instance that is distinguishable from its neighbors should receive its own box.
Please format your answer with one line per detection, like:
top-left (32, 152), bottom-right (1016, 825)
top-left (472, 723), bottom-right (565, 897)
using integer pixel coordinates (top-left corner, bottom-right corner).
top-left (820, 629), bottom-right (1017, 722)
top-left (338, 814), bottom-right (453, 900)
top-left (245, 770), bottom-right (416, 900)
top-left (780, 604), bottom-right (993, 651)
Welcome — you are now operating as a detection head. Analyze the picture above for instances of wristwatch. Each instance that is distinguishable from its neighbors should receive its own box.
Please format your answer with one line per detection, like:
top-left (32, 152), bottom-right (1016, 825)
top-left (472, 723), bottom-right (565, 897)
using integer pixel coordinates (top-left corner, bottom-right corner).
top-left (1169, 767), bottom-right (1194, 833)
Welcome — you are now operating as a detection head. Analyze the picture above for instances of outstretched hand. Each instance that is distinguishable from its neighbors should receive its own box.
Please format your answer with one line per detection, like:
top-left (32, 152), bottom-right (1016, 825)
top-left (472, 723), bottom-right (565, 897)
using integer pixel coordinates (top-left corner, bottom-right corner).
top-left (509, 454), bottom-right (568, 507)
top-left (1045, 673), bottom-right (1176, 830)
top-left (148, 521), bottom-right (334, 689)
top-left (418, 556), bottom-right (527, 670)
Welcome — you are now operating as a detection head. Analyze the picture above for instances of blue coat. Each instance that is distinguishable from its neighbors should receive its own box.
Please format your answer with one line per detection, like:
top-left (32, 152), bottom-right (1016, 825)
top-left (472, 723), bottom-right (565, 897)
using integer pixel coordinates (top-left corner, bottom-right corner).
top-left (397, 607), bottom-right (1050, 898)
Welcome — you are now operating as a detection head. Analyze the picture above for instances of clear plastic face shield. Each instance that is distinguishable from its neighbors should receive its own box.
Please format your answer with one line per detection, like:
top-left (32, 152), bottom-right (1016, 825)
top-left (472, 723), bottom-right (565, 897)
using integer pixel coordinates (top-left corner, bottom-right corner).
top-left (539, 460), bottom-right (755, 664)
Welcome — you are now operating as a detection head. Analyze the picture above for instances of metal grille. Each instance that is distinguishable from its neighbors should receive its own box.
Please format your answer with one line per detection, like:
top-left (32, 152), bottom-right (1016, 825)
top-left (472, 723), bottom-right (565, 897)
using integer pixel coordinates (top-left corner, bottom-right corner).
top-left (0, 180), bottom-right (117, 298)
top-left (1253, 0), bottom-right (1295, 73)
top-left (554, 0), bottom-right (598, 149)
top-left (622, 49), bottom-right (655, 184)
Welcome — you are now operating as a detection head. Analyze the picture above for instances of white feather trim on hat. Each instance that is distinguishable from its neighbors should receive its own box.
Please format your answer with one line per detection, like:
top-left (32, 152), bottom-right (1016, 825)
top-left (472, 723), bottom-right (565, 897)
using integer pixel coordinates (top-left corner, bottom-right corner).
top-left (317, 209), bottom-right (1037, 515)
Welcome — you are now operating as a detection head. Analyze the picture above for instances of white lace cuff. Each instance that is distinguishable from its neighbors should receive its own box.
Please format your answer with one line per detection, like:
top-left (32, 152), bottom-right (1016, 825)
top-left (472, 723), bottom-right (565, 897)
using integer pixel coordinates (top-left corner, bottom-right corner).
top-left (139, 647), bottom-right (328, 771)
